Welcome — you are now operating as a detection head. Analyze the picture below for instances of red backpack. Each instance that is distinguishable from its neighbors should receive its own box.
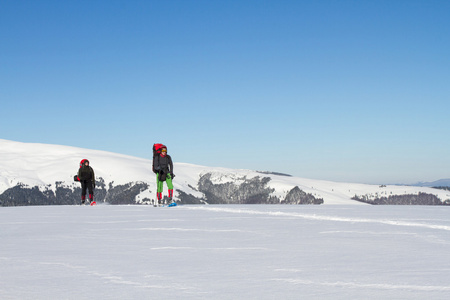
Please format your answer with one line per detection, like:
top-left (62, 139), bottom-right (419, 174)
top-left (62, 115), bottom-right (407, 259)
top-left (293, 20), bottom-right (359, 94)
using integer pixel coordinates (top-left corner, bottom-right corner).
top-left (153, 143), bottom-right (166, 157)
top-left (152, 143), bottom-right (166, 173)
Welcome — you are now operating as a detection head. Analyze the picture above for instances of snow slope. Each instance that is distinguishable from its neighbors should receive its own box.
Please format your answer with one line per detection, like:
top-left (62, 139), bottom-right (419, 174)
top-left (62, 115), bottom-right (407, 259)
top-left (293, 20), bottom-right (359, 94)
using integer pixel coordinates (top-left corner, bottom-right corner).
top-left (1, 139), bottom-right (449, 204)
top-left (1, 205), bottom-right (450, 299)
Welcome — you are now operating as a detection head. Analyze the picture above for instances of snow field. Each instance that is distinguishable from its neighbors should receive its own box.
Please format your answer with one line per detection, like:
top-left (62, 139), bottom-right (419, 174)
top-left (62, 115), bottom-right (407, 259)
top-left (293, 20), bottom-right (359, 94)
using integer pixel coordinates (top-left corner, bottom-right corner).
top-left (1, 205), bottom-right (450, 299)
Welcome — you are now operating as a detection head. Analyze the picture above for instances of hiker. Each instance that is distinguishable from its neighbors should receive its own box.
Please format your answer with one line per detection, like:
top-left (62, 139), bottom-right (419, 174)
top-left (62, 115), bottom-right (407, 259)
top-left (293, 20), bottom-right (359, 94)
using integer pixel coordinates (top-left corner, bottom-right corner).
top-left (152, 144), bottom-right (175, 205)
top-left (77, 159), bottom-right (95, 205)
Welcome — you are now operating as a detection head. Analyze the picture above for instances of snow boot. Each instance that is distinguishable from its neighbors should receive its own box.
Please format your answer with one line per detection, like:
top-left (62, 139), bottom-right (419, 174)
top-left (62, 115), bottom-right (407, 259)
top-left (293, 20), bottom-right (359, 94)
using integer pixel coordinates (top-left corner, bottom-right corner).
top-left (89, 194), bottom-right (96, 206)
top-left (157, 192), bottom-right (162, 205)
top-left (167, 189), bottom-right (173, 204)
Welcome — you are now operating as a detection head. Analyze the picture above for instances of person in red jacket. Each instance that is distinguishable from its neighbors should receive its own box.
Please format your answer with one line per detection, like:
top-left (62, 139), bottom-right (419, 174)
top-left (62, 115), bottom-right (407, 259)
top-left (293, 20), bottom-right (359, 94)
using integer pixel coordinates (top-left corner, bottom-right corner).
top-left (77, 159), bottom-right (95, 205)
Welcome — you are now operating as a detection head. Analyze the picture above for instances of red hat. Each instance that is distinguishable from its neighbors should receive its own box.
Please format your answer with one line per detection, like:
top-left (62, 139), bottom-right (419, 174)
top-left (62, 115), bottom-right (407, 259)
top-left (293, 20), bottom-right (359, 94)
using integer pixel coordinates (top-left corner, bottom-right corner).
top-left (80, 159), bottom-right (89, 167)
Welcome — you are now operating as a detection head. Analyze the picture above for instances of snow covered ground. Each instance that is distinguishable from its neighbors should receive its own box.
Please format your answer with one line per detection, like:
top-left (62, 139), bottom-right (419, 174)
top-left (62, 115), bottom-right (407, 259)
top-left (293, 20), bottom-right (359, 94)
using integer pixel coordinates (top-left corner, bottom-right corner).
top-left (1, 204), bottom-right (450, 299)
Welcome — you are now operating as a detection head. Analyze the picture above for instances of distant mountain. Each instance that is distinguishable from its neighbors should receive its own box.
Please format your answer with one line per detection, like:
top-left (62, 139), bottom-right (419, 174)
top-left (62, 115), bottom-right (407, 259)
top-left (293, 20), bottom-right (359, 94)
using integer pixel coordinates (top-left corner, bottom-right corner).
top-left (1, 139), bottom-right (449, 206)
top-left (412, 179), bottom-right (450, 187)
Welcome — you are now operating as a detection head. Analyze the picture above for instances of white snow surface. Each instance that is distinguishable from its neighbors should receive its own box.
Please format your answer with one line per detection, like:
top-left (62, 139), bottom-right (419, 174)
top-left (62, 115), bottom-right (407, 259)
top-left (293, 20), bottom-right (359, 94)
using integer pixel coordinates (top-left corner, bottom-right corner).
top-left (1, 139), bottom-right (449, 204)
top-left (1, 204), bottom-right (450, 299)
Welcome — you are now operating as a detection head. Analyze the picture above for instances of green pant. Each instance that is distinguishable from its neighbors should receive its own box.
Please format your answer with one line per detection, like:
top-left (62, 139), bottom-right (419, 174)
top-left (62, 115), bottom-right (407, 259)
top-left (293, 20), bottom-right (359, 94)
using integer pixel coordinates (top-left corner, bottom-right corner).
top-left (157, 173), bottom-right (173, 193)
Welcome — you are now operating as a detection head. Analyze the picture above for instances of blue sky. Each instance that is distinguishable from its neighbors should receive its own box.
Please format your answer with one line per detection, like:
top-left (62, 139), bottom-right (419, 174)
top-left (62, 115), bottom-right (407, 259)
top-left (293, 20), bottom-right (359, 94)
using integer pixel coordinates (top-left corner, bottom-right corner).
top-left (1, 0), bottom-right (449, 184)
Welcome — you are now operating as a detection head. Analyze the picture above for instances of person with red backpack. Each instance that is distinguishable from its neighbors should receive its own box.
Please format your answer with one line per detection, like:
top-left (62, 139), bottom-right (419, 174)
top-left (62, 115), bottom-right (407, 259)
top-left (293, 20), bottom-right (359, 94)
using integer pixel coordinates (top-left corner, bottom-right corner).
top-left (76, 159), bottom-right (96, 205)
top-left (152, 144), bottom-right (175, 205)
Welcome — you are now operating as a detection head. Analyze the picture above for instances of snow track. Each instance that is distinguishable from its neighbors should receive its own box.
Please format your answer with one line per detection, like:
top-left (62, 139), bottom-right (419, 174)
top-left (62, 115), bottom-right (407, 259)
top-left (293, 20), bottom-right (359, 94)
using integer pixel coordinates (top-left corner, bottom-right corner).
top-left (186, 205), bottom-right (450, 231)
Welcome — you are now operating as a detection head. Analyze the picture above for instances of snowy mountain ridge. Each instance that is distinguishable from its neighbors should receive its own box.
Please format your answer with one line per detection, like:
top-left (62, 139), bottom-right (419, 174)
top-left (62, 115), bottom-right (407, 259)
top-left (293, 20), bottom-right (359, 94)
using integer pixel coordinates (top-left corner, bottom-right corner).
top-left (412, 178), bottom-right (450, 187)
top-left (1, 139), bottom-right (449, 206)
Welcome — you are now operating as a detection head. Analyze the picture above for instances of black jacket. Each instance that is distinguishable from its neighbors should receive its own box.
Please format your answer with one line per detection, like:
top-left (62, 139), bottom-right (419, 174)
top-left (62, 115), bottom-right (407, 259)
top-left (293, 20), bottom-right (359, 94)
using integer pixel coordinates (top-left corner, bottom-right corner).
top-left (78, 165), bottom-right (95, 182)
top-left (153, 154), bottom-right (173, 175)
